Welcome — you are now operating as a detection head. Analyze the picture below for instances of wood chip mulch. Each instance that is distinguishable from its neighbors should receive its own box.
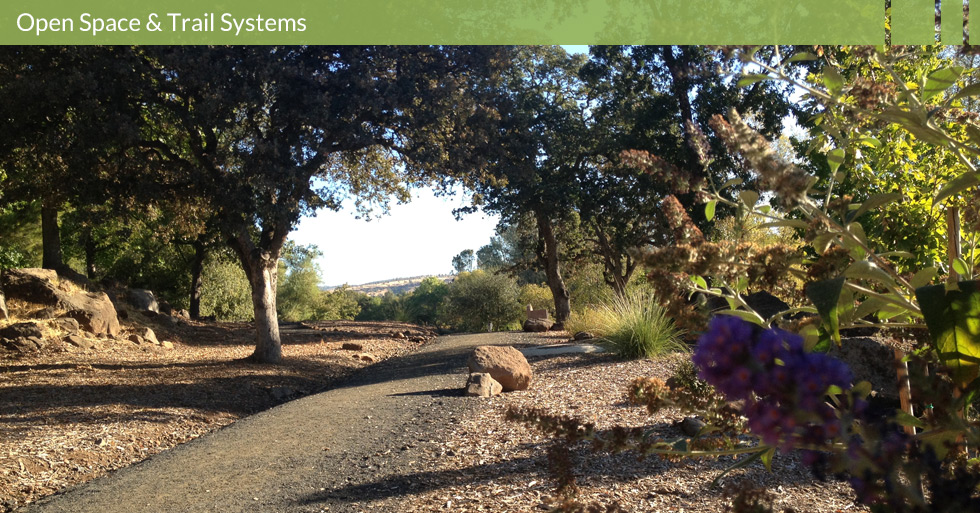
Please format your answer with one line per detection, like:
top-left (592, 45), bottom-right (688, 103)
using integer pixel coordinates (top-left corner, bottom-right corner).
top-left (405, 350), bottom-right (869, 513)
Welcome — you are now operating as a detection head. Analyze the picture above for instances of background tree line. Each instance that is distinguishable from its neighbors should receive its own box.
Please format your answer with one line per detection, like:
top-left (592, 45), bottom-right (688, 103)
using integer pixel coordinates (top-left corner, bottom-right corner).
top-left (0, 45), bottom-right (815, 361)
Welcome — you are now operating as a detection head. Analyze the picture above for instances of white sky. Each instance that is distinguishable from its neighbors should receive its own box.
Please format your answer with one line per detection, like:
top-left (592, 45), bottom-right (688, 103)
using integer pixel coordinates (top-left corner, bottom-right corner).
top-left (290, 46), bottom-right (589, 287)
top-left (290, 187), bottom-right (500, 286)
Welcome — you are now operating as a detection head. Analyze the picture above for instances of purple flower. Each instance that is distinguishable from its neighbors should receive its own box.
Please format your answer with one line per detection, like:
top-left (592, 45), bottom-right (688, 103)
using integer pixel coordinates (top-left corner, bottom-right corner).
top-left (693, 315), bottom-right (854, 450)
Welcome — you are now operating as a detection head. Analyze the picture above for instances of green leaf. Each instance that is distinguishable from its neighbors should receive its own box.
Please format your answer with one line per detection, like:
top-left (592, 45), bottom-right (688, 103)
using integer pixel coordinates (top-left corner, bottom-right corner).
top-left (952, 82), bottom-right (980, 101)
top-left (710, 448), bottom-right (770, 488)
top-left (806, 277), bottom-right (846, 346)
top-left (721, 177), bottom-right (743, 189)
top-left (852, 380), bottom-right (873, 399)
top-left (705, 200), bottom-right (717, 221)
top-left (715, 309), bottom-right (766, 326)
top-left (738, 74), bottom-right (771, 88)
top-left (826, 148), bottom-right (845, 175)
top-left (758, 205), bottom-right (772, 214)
top-left (847, 193), bottom-right (903, 222)
top-left (739, 190), bottom-right (759, 208)
top-left (934, 172), bottom-right (980, 207)
top-left (915, 281), bottom-right (980, 388)
top-left (894, 411), bottom-right (926, 429)
top-left (858, 136), bottom-right (882, 148)
top-left (910, 267), bottom-right (939, 289)
top-left (845, 260), bottom-right (898, 289)
top-left (690, 275), bottom-right (708, 290)
top-left (812, 233), bottom-right (835, 253)
top-left (787, 52), bottom-right (818, 63)
top-left (759, 219), bottom-right (810, 230)
top-left (760, 447), bottom-right (776, 472)
top-left (953, 258), bottom-right (971, 277)
top-left (922, 66), bottom-right (964, 103)
top-left (823, 66), bottom-right (844, 96)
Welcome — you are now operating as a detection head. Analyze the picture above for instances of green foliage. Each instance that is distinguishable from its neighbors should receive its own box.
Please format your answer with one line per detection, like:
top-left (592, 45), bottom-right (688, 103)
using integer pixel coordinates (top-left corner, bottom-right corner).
top-left (573, 291), bottom-right (685, 359)
top-left (402, 276), bottom-right (449, 325)
top-left (518, 283), bottom-right (553, 315)
top-left (441, 270), bottom-right (523, 332)
top-left (451, 249), bottom-right (475, 274)
top-left (354, 292), bottom-right (405, 322)
top-left (315, 286), bottom-right (362, 321)
top-left (199, 251), bottom-right (252, 321)
top-left (277, 243), bottom-right (325, 322)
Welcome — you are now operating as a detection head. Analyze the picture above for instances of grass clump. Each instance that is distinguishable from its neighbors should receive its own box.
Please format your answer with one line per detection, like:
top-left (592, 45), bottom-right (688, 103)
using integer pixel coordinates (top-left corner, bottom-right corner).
top-left (569, 291), bottom-right (685, 359)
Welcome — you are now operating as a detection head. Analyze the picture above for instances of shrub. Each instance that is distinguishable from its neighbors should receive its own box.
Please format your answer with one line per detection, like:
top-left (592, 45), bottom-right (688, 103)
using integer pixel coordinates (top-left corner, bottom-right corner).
top-left (441, 270), bottom-right (523, 332)
top-left (518, 283), bottom-right (553, 315)
top-left (576, 290), bottom-right (685, 359)
top-left (199, 252), bottom-right (252, 321)
top-left (403, 276), bottom-right (449, 325)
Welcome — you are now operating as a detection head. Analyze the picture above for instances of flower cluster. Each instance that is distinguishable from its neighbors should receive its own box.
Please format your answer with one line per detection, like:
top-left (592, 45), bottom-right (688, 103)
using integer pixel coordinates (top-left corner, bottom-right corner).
top-left (693, 315), bottom-right (853, 450)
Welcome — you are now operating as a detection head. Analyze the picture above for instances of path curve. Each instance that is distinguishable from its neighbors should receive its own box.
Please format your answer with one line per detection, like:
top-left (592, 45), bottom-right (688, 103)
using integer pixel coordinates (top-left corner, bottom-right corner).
top-left (22, 332), bottom-right (534, 513)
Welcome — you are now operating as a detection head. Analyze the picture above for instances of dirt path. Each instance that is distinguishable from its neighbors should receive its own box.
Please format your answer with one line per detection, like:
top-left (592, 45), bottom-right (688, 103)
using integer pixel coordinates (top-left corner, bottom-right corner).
top-left (21, 332), bottom-right (535, 513)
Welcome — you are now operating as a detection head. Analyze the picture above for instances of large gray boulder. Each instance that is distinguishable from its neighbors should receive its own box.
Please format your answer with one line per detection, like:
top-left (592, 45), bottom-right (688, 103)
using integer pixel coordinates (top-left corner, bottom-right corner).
top-left (467, 345), bottom-right (532, 391)
top-left (523, 318), bottom-right (554, 332)
top-left (128, 289), bottom-right (160, 314)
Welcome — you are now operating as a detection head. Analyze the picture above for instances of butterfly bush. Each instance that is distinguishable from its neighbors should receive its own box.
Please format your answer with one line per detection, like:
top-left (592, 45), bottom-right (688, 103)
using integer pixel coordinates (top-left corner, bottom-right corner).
top-left (693, 315), bottom-right (854, 450)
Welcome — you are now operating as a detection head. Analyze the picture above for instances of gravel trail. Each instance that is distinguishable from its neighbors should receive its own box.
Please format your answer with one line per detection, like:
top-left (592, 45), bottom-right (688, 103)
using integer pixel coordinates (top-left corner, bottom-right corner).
top-left (22, 332), bottom-right (532, 513)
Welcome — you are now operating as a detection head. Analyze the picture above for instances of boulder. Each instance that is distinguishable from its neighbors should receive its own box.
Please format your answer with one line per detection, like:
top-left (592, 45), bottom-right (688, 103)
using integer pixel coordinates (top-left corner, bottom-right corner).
top-left (465, 372), bottom-right (502, 397)
top-left (64, 291), bottom-right (121, 337)
top-left (467, 345), bottom-right (532, 391)
top-left (128, 335), bottom-right (145, 345)
top-left (2, 268), bottom-right (68, 306)
top-left (129, 289), bottom-right (159, 313)
top-left (679, 417), bottom-right (706, 436)
top-left (161, 341), bottom-right (175, 350)
top-left (1, 336), bottom-right (44, 352)
top-left (135, 327), bottom-right (159, 345)
top-left (341, 342), bottom-right (364, 351)
top-left (523, 318), bottom-right (554, 333)
top-left (64, 334), bottom-right (96, 350)
top-left (572, 331), bottom-right (594, 341)
top-left (50, 317), bottom-right (80, 334)
top-left (0, 322), bottom-right (43, 341)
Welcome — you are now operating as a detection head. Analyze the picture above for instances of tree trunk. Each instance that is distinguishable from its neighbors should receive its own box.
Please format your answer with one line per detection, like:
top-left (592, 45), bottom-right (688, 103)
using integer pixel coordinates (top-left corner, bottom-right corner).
top-left (189, 240), bottom-right (206, 321)
top-left (0, 277), bottom-right (8, 321)
top-left (83, 226), bottom-right (97, 279)
top-left (231, 230), bottom-right (283, 364)
top-left (592, 223), bottom-right (637, 298)
top-left (535, 210), bottom-right (571, 327)
top-left (40, 199), bottom-right (63, 271)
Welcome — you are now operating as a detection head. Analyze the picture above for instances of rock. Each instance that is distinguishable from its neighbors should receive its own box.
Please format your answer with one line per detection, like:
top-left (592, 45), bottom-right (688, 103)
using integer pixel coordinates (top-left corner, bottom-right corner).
top-left (1, 336), bottom-right (44, 352)
top-left (522, 318), bottom-right (554, 333)
top-left (342, 342), bottom-right (364, 351)
top-left (355, 352), bottom-right (378, 363)
top-left (467, 345), bottom-right (532, 391)
top-left (135, 327), bottom-right (159, 345)
top-left (116, 309), bottom-right (129, 320)
top-left (1, 268), bottom-right (65, 305)
top-left (679, 417), bottom-right (706, 436)
top-left (392, 331), bottom-right (406, 339)
top-left (65, 291), bottom-right (121, 337)
top-left (128, 289), bottom-right (159, 313)
top-left (176, 309), bottom-right (190, 319)
top-left (128, 335), bottom-right (145, 345)
top-left (465, 372), bottom-right (503, 397)
top-left (0, 322), bottom-right (43, 340)
top-left (161, 341), bottom-right (174, 350)
top-left (64, 334), bottom-right (96, 349)
top-left (269, 386), bottom-right (296, 401)
top-left (572, 331), bottom-right (594, 341)
top-left (50, 317), bottom-right (80, 334)
top-left (30, 307), bottom-right (59, 320)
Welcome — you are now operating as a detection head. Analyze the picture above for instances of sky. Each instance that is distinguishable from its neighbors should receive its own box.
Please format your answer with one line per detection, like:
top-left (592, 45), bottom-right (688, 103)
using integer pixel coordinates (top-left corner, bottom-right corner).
top-left (290, 187), bottom-right (500, 286)
top-left (289, 46), bottom-right (589, 287)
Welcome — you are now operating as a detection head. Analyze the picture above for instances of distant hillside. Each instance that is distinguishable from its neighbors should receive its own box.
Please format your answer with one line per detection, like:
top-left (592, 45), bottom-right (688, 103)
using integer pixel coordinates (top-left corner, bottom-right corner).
top-left (322, 275), bottom-right (454, 297)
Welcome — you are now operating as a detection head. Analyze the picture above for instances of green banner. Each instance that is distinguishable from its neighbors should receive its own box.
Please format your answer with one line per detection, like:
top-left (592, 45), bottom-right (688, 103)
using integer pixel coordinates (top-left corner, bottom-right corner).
top-left (0, 1), bottom-right (892, 44)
